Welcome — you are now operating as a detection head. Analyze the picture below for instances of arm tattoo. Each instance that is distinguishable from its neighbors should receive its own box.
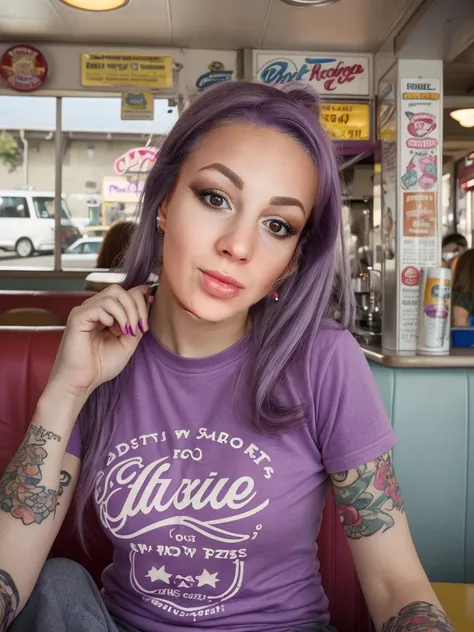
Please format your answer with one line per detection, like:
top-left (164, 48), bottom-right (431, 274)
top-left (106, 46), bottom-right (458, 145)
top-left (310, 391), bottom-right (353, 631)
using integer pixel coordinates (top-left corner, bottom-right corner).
top-left (0, 569), bottom-right (19, 631)
top-left (332, 452), bottom-right (404, 539)
top-left (382, 601), bottom-right (455, 631)
top-left (0, 425), bottom-right (72, 526)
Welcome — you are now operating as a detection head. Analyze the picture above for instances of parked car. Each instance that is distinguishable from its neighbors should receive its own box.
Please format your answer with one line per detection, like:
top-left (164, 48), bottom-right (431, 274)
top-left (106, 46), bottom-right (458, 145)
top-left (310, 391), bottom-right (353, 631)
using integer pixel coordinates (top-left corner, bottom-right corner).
top-left (0, 190), bottom-right (81, 257)
top-left (61, 236), bottom-right (103, 268)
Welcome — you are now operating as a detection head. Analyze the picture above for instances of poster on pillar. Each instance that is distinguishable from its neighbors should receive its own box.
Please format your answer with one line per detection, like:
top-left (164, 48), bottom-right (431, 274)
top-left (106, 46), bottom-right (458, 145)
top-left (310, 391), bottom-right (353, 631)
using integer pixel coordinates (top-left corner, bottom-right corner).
top-left (398, 78), bottom-right (441, 349)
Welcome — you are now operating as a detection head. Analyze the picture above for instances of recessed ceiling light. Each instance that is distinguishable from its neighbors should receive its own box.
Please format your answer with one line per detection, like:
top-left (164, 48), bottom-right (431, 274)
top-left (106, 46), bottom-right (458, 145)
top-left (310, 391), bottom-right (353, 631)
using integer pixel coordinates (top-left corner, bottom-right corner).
top-left (58, 0), bottom-right (130, 11)
top-left (450, 109), bottom-right (474, 128)
top-left (280, 0), bottom-right (341, 7)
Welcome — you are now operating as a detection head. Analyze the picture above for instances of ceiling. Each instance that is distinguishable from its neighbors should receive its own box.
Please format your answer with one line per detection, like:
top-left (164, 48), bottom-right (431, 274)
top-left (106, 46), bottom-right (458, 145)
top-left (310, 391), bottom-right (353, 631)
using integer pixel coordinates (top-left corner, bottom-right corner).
top-left (445, 41), bottom-right (474, 97)
top-left (0, 0), bottom-right (416, 52)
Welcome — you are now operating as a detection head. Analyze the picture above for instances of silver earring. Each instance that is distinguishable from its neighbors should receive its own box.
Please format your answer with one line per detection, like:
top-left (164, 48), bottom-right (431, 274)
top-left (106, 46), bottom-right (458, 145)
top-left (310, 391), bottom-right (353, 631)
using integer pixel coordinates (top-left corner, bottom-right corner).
top-left (156, 216), bottom-right (160, 231)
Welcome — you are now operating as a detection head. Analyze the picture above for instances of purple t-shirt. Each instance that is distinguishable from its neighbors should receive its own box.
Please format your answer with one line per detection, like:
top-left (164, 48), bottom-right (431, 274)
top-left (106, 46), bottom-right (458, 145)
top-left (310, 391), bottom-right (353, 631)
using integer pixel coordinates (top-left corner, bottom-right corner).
top-left (67, 320), bottom-right (396, 632)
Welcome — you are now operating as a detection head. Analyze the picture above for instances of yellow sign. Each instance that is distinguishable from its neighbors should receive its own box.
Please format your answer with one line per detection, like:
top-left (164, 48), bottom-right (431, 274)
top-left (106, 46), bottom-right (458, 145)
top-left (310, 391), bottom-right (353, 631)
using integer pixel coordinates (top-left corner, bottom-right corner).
top-left (81, 52), bottom-right (173, 89)
top-left (121, 91), bottom-right (154, 120)
top-left (321, 102), bottom-right (370, 141)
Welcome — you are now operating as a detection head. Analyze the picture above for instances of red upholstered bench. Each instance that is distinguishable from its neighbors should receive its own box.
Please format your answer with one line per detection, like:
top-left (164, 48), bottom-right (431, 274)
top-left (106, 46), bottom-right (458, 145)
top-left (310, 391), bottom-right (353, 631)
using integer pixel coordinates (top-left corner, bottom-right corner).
top-left (0, 327), bottom-right (372, 632)
top-left (0, 291), bottom-right (93, 325)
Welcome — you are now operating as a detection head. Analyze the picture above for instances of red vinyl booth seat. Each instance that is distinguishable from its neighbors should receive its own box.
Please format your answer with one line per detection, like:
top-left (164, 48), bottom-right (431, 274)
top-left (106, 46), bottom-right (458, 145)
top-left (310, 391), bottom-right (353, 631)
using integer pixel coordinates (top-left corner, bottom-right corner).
top-left (0, 327), bottom-right (372, 632)
top-left (0, 291), bottom-right (93, 325)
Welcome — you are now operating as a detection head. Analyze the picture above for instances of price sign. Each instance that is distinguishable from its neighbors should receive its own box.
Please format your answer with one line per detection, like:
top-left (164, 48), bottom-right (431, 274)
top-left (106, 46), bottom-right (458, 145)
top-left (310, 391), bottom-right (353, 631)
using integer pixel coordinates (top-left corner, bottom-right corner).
top-left (320, 102), bottom-right (370, 141)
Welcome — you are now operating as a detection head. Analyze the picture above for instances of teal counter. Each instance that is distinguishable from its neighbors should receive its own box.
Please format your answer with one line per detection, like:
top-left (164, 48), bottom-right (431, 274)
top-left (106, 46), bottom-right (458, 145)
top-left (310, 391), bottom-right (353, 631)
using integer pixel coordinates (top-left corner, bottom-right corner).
top-left (365, 347), bottom-right (474, 584)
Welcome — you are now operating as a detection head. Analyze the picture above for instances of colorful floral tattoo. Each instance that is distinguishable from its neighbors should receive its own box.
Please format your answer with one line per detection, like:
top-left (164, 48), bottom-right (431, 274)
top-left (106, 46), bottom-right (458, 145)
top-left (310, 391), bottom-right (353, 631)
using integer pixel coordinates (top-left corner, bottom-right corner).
top-left (382, 601), bottom-right (455, 631)
top-left (0, 569), bottom-right (19, 632)
top-left (0, 425), bottom-right (71, 526)
top-left (331, 452), bottom-right (404, 538)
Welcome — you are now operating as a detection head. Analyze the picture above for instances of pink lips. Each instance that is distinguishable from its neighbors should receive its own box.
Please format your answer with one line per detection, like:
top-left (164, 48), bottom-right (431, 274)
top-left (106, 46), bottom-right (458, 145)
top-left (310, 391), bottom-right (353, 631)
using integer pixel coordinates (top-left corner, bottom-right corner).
top-left (200, 270), bottom-right (244, 299)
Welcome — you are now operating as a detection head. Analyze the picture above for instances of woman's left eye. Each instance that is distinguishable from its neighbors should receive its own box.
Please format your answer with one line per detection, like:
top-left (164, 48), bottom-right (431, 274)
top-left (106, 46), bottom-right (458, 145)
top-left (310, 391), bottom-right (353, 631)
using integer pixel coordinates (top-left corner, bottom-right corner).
top-left (263, 218), bottom-right (296, 239)
top-left (199, 190), bottom-right (230, 210)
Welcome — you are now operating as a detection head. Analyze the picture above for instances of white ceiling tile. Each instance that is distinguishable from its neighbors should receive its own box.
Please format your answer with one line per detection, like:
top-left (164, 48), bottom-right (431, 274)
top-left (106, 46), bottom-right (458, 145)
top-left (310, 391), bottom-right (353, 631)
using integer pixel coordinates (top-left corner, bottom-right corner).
top-left (263, 0), bottom-right (413, 52)
top-left (53, 0), bottom-right (173, 45)
top-left (170, 0), bottom-right (270, 49)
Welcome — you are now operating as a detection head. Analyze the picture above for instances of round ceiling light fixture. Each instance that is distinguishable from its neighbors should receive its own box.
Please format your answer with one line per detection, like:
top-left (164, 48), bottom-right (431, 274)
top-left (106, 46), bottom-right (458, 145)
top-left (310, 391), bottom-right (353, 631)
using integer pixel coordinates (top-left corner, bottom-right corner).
top-left (280, 0), bottom-right (342, 7)
top-left (450, 109), bottom-right (474, 128)
top-left (58, 0), bottom-right (130, 11)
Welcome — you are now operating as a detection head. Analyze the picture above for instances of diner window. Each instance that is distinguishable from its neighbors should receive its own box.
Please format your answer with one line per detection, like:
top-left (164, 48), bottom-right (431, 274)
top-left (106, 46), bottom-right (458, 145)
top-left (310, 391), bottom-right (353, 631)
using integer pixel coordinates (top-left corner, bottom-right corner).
top-left (0, 95), bottom-right (56, 268)
top-left (60, 96), bottom-right (178, 272)
top-left (0, 94), bottom-right (178, 272)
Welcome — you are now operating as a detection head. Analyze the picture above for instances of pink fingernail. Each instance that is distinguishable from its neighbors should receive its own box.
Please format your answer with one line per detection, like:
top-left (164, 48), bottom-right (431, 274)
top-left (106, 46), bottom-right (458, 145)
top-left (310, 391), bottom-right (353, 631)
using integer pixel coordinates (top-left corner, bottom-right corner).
top-left (138, 318), bottom-right (144, 334)
top-left (147, 295), bottom-right (154, 304)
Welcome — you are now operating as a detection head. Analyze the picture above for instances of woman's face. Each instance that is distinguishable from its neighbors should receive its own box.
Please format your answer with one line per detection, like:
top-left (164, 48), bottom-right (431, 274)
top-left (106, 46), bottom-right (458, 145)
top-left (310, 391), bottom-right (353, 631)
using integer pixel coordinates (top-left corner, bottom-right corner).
top-left (159, 122), bottom-right (318, 323)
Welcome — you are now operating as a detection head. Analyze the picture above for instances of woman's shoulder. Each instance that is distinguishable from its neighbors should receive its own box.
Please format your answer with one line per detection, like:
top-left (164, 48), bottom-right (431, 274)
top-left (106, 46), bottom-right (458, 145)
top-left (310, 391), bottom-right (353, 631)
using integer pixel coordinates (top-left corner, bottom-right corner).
top-left (452, 289), bottom-right (474, 312)
top-left (297, 319), bottom-right (366, 383)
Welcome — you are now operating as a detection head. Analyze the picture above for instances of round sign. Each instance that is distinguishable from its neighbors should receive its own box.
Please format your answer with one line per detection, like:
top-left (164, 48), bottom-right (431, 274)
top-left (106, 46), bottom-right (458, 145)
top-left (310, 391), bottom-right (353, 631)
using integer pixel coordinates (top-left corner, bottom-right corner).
top-left (0, 45), bottom-right (48, 92)
top-left (401, 266), bottom-right (420, 287)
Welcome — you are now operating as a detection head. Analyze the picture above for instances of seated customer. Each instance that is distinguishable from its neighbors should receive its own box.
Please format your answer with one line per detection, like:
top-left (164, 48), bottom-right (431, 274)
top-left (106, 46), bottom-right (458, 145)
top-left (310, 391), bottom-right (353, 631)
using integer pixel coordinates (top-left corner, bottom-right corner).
top-left (442, 232), bottom-right (468, 272)
top-left (452, 249), bottom-right (474, 326)
top-left (84, 221), bottom-right (136, 292)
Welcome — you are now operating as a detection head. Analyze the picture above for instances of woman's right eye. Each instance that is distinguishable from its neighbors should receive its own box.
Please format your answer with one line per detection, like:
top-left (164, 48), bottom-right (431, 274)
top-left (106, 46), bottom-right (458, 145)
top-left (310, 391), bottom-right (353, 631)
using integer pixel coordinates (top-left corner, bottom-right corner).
top-left (198, 189), bottom-right (231, 210)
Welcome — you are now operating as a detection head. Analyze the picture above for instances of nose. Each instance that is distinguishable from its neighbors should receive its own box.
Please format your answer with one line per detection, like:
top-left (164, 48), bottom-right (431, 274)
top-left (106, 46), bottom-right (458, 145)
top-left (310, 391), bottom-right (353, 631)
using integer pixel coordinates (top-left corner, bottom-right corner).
top-left (215, 217), bottom-right (255, 263)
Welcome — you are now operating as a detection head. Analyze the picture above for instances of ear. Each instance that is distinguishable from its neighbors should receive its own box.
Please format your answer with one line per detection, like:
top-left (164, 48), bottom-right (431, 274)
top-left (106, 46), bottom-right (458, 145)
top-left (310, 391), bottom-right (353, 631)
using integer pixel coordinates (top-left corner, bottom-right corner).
top-left (158, 195), bottom-right (170, 232)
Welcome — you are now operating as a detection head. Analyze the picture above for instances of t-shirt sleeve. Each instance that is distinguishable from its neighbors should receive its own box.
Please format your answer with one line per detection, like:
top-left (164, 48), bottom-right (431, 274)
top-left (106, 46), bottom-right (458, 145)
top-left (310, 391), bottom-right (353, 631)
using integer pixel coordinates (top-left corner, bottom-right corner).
top-left (66, 421), bottom-right (84, 459)
top-left (314, 329), bottom-right (397, 474)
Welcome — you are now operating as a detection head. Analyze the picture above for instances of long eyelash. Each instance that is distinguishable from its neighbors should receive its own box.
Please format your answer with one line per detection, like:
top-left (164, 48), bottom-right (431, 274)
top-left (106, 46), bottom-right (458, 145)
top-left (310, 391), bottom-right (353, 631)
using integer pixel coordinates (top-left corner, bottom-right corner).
top-left (272, 219), bottom-right (297, 240)
top-left (195, 188), bottom-right (230, 209)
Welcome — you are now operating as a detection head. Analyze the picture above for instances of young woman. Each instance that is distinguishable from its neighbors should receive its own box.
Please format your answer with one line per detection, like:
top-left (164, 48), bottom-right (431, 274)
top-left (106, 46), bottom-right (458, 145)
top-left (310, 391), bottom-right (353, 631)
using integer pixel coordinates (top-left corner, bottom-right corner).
top-left (0, 82), bottom-right (454, 632)
top-left (452, 248), bottom-right (474, 327)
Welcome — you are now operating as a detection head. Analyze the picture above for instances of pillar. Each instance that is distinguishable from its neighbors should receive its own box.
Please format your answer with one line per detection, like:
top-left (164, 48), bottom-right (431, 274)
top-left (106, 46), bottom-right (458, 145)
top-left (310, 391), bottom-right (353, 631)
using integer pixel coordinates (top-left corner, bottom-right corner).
top-left (379, 59), bottom-right (443, 351)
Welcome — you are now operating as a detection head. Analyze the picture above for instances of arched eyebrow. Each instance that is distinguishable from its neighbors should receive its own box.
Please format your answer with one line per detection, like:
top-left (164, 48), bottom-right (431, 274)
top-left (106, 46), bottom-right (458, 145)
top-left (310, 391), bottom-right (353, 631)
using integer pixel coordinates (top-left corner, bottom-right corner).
top-left (199, 163), bottom-right (306, 215)
top-left (269, 196), bottom-right (306, 215)
top-left (198, 163), bottom-right (244, 190)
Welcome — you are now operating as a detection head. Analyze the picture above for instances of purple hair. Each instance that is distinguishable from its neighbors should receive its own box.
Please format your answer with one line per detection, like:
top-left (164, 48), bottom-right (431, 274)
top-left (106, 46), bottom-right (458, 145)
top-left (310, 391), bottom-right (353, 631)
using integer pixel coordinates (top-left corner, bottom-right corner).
top-left (74, 81), bottom-right (354, 547)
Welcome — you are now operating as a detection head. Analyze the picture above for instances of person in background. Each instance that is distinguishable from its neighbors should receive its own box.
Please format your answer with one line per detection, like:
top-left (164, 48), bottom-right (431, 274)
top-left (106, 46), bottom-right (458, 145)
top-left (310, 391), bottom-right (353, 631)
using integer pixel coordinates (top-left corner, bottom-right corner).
top-left (451, 248), bottom-right (474, 326)
top-left (96, 220), bottom-right (136, 270)
top-left (442, 232), bottom-right (468, 272)
top-left (84, 220), bottom-right (136, 292)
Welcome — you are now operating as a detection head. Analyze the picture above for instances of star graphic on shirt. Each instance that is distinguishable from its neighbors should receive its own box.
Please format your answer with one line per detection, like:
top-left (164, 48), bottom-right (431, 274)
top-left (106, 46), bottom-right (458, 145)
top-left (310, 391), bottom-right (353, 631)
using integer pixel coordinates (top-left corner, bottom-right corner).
top-left (146, 565), bottom-right (172, 584)
top-left (195, 568), bottom-right (220, 588)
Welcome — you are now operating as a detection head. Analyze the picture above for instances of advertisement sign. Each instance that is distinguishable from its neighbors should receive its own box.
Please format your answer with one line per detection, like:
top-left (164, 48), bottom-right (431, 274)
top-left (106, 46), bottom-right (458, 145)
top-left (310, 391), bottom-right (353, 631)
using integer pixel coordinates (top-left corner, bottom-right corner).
top-left (182, 50), bottom-right (238, 97)
top-left (195, 61), bottom-right (233, 92)
top-left (114, 147), bottom-right (158, 176)
top-left (81, 52), bottom-right (173, 89)
top-left (103, 176), bottom-right (145, 203)
top-left (253, 51), bottom-right (370, 96)
top-left (320, 102), bottom-right (370, 141)
top-left (121, 91), bottom-right (155, 120)
top-left (0, 45), bottom-right (48, 92)
top-left (397, 78), bottom-right (441, 350)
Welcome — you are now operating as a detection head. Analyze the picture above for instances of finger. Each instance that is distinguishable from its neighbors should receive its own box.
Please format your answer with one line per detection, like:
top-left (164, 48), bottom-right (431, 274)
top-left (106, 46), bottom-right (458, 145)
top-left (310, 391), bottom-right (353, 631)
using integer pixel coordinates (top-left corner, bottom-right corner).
top-left (128, 285), bottom-right (152, 334)
top-left (69, 304), bottom-right (117, 333)
top-left (102, 285), bottom-right (142, 336)
top-left (109, 321), bottom-right (123, 337)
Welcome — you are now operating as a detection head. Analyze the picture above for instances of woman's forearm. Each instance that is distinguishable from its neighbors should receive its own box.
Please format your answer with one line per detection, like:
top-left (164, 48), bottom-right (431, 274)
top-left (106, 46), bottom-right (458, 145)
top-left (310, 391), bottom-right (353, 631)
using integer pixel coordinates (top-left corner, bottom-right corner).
top-left (376, 581), bottom-right (455, 631)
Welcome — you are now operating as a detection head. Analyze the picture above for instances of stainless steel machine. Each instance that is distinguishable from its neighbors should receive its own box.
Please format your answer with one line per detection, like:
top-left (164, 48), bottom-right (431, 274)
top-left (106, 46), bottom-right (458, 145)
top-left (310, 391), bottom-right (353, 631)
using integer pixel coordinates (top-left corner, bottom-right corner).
top-left (352, 270), bottom-right (382, 346)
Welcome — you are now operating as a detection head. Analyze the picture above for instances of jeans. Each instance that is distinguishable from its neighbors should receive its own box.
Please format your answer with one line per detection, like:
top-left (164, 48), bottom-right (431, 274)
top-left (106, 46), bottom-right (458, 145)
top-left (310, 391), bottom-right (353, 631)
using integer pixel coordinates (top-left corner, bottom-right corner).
top-left (9, 558), bottom-right (337, 632)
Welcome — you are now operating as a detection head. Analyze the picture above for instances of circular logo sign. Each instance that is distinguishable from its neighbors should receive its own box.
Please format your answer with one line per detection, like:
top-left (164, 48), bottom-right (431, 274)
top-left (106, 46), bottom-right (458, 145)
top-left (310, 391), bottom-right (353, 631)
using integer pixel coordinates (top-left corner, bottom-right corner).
top-left (0, 45), bottom-right (48, 92)
top-left (401, 266), bottom-right (420, 286)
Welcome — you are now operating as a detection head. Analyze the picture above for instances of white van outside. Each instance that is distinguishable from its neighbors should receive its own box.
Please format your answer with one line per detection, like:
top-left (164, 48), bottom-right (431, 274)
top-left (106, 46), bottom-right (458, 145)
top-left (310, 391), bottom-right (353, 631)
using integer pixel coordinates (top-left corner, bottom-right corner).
top-left (0, 190), bottom-right (81, 258)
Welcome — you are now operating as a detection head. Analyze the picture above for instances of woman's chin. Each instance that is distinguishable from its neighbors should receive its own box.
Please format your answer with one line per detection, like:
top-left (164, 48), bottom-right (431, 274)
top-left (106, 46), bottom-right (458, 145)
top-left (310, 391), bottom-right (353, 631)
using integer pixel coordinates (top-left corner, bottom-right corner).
top-left (179, 298), bottom-right (242, 325)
